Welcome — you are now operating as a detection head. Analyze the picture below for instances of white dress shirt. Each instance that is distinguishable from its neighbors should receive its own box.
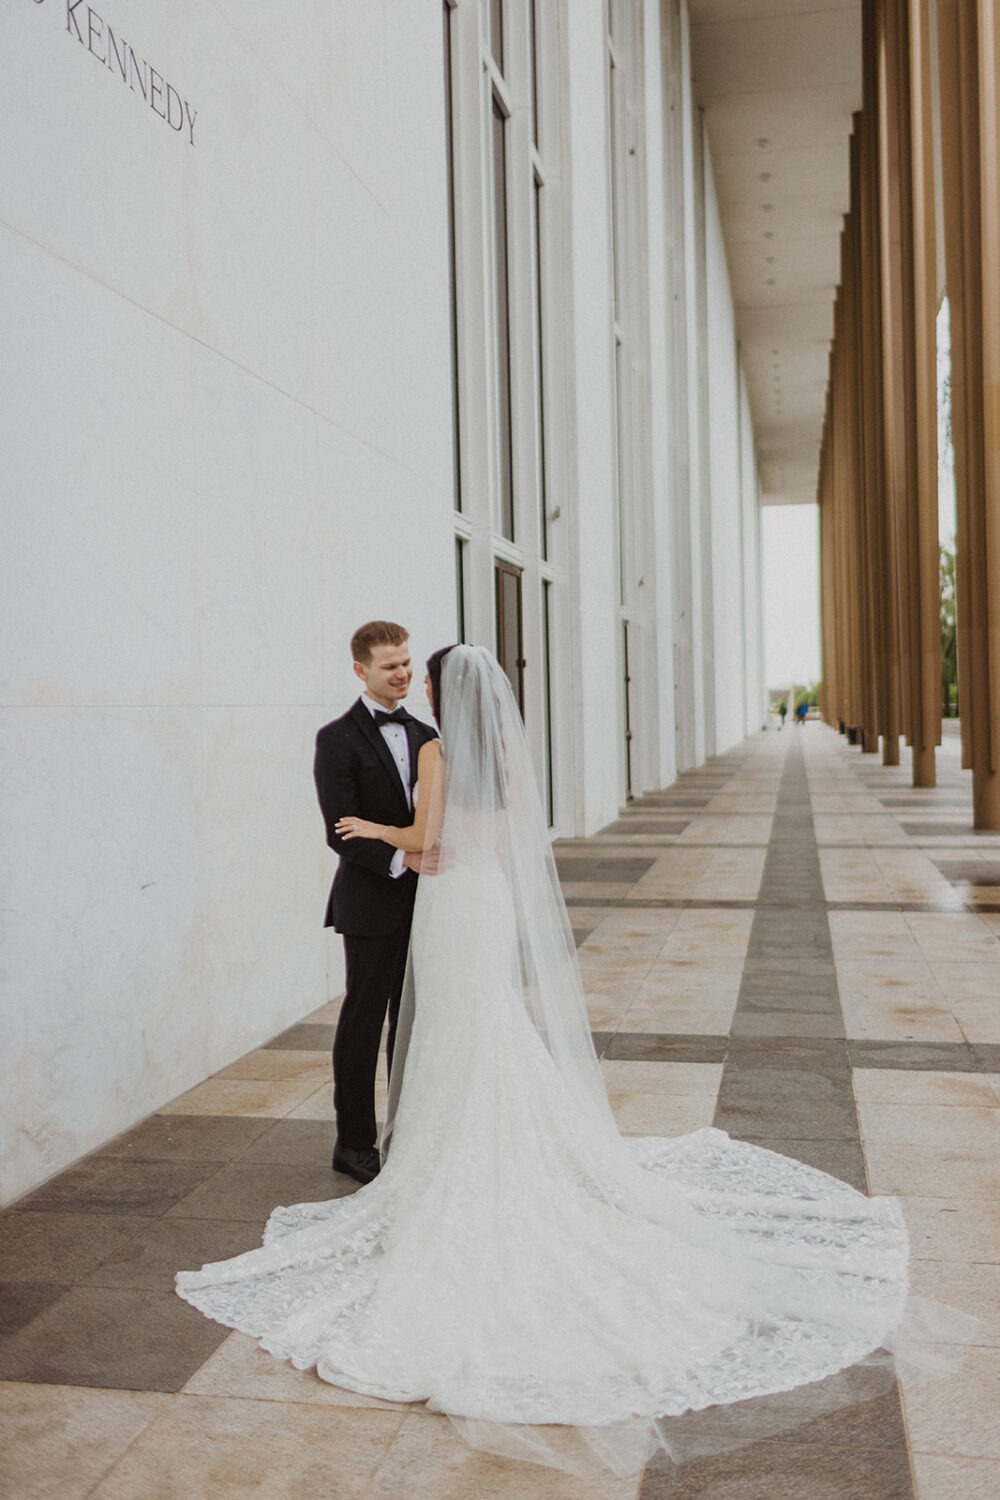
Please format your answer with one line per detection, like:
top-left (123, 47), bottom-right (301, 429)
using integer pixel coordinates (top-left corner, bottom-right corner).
top-left (361, 694), bottom-right (411, 879)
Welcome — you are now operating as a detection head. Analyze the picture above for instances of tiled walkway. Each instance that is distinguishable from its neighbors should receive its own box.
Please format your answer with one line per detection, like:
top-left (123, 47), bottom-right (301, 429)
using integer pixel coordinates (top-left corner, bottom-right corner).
top-left (2, 723), bottom-right (999, 1498)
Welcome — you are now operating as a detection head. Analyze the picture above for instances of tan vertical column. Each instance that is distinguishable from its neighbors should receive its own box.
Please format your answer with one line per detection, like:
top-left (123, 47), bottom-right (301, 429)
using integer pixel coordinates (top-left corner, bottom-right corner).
top-left (938, 0), bottom-right (1000, 828)
top-left (877, 0), bottom-right (940, 785)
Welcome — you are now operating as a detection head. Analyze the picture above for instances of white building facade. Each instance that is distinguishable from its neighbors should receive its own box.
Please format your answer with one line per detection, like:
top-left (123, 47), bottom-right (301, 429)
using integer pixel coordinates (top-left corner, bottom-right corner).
top-left (1, 0), bottom-right (763, 1204)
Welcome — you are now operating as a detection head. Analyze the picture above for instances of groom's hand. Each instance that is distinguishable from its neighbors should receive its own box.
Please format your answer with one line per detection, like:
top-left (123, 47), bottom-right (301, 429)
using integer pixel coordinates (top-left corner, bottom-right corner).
top-left (404, 849), bottom-right (440, 875)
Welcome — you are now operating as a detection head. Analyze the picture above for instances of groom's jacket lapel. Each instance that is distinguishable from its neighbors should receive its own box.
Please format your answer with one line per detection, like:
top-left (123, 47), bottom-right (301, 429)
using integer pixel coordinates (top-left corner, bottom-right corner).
top-left (350, 699), bottom-right (413, 817)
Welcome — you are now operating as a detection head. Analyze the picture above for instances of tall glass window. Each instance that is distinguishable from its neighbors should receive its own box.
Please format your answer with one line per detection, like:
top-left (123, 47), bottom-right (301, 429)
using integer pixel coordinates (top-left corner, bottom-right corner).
top-left (443, 1), bottom-right (462, 513)
top-left (490, 93), bottom-right (515, 540)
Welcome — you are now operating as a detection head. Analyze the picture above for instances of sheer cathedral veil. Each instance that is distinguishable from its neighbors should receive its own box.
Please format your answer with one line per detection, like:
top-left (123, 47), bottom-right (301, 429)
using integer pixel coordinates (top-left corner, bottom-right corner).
top-left (177, 645), bottom-right (967, 1483)
top-left (383, 644), bottom-right (617, 1160)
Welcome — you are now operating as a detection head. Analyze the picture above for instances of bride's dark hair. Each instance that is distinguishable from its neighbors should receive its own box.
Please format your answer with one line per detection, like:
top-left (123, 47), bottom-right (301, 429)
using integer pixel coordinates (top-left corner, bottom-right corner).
top-left (426, 645), bottom-right (459, 730)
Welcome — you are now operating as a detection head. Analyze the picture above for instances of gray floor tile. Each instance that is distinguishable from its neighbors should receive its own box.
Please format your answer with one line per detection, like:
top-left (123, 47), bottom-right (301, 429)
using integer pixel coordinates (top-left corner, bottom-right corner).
top-left (17, 1158), bottom-right (224, 1218)
top-left (234, 1118), bottom-right (335, 1165)
top-left (262, 1023), bottom-right (336, 1051)
top-left (604, 1033), bottom-right (729, 1064)
top-left (94, 1113), bottom-right (275, 1162)
top-left (736, 1136), bottom-right (868, 1191)
top-left (641, 1439), bottom-right (913, 1499)
top-left (81, 1215), bottom-right (259, 1291)
top-left (0, 1212), bottom-right (155, 1283)
top-left (165, 1162), bottom-right (356, 1223)
top-left (0, 1286), bottom-right (229, 1392)
top-left (0, 1281), bottom-right (68, 1337)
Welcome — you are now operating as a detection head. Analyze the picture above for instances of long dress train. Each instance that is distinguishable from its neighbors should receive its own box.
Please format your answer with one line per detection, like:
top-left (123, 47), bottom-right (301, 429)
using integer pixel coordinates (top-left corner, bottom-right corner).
top-left (176, 647), bottom-right (909, 1470)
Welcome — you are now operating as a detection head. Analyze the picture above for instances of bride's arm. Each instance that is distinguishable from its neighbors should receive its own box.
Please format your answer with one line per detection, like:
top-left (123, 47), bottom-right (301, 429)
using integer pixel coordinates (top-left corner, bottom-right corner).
top-left (336, 740), bottom-right (443, 853)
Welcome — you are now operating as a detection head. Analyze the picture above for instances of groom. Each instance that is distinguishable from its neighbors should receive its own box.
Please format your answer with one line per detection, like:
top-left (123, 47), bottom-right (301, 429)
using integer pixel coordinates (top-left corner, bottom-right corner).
top-left (314, 621), bottom-right (438, 1185)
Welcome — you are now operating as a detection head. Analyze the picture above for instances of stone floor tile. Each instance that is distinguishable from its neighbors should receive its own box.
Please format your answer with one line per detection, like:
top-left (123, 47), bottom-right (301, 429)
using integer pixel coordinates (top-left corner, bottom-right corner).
top-left (80, 1215), bottom-right (258, 1291)
top-left (903, 912), bottom-right (1000, 964)
top-left (233, 1117), bottom-right (336, 1165)
top-left (857, 1101), bottom-right (1000, 1150)
top-left (301, 998), bottom-right (343, 1024)
top-left (906, 1260), bottom-right (1000, 1345)
top-left (677, 815), bottom-right (773, 845)
top-left (263, 1021), bottom-right (336, 1050)
top-left (899, 1197), bottom-right (1000, 1263)
top-left (735, 1136), bottom-right (867, 1191)
top-left (609, 1092), bottom-right (718, 1136)
top-left (89, 1395), bottom-right (405, 1498)
top-left (603, 1033), bottom-right (729, 1064)
top-left (0, 1287), bottom-right (229, 1391)
top-left (0, 1382), bottom-right (167, 1500)
top-left (599, 1061), bottom-right (724, 1096)
top-left (0, 1212), bottom-right (154, 1283)
top-left (864, 1143), bottom-right (1000, 1199)
top-left (17, 1158), bottom-right (224, 1218)
top-left (94, 1113), bottom-right (275, 1162)
top-left (165, 1161), bottom-right (355, 1223)
top-left (183, 1331), bottom-right (413, 1410)
top-left (911, 1453), bottom-right (1000, 1500)
top-left (0, 1283), bottom-right (68, 1338)
top-left (213, 1048), bottom-right (332, 1083)
top-left (828, 913), bottom-right (923, 961)
top-left (158, 1076), bottom-right (323, 1117)
top-left (900, 1347), bottom-right (1000, 1459)
top-left (639, 1438), bottom-right (913, 1499)
top-left (618, 1004), bottom-right (739, 1037)
top-left (368, 1410), bottom-right (640, 1500)
top-left (851, 1069), bottom-right (996, 1107)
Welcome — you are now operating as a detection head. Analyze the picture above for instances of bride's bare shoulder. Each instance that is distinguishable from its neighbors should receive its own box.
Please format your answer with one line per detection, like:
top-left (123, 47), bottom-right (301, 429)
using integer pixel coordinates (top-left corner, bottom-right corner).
top-left (418, 738), bottom-right (442, 765)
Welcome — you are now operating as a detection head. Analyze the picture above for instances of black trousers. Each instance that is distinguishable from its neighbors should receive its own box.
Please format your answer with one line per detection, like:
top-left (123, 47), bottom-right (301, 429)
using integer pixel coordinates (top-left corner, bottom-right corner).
top-left (333, 924), bottom-right (411, 1150)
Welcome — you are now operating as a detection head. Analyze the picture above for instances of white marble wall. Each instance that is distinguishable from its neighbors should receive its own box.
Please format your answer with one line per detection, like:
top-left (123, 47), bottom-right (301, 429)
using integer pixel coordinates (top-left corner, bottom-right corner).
top-left (0, 0), bottom-right (455, 1203)
top-left (0, 0), bottom-right (766, 1203)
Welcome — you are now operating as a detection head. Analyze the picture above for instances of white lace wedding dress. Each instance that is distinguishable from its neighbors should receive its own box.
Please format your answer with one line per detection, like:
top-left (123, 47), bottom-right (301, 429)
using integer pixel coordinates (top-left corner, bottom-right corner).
top-left (176, 648), bottom-right (908, 1468)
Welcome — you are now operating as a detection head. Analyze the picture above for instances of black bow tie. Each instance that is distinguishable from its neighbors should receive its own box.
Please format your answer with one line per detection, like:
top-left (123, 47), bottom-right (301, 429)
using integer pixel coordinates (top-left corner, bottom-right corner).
top-left (373, 707), bottom-right (412, 727)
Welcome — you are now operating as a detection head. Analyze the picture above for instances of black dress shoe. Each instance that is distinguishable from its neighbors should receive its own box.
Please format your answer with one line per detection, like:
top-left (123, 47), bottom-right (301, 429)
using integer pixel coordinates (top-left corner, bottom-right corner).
top-left (331, 1144), bottom-right (381, 1185)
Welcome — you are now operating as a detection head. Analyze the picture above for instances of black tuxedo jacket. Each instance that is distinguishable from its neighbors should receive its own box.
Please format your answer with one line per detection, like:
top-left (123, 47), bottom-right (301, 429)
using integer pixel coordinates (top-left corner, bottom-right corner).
top-left (314, 699), bottom-right (439, 936)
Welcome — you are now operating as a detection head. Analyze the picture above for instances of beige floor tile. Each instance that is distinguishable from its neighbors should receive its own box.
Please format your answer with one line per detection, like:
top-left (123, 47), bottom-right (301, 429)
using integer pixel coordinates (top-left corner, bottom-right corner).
top-left (900, 1348), bottom-right (1000, 1459)
top-left (857, 1101), bottom-right (1000, 1150)
top-left (183, 1332), bottom-right (413, 1410)
top-left (600, 1061), bottom-right (724, 1096)
top-left (865, 1143), bottom-right (1000, 1199)
top-left (840, 999), bottom-right (964, 1044)
top-left (819, 850), bottom-right (891, 903)
top-left (907, 1261), bottom-right (1000, 1346)
top-left (828, 912), bottom-right (922, 960)
top-left (814, 814), bottom-right (909, 845)
top-left (589, 909), bottom-right (682, 937)
top-left (159, 1076), bottom-right (324, 1117)
top-left (368, 1410), bottom-right (641, 1500)
top-left (692, 849), bottom-right (767, 902)
top-left (608, 1091), bottom-right (716, 1136)
top-left (303, 999), bottom-right (343, 1024)
top-left (616, 1004), bottom-right (736, 1036)
top-left (852, 1070), bottom-right (997, 1108)
top-left (287, 1082), bottom-right (387, 1122)
top-left (905, 913), bottom-right (1000, 964)
top-left (214, 1050), bottom-right (332, 1083)
top-left (560, 882), bottom-right (638, 902)
top-left (929, 961), bottom-right (1000, 1001)
top-left (0, 1382), bottom-right (168, 1500)
top-left (873, 851), bottom-right (963, 906)
top-left (677, 815), bottom-right (773, 845)
top-left (911, 1453), bottom-right (1000, 1500)
top-left (900, 1197), bottom-right (1000, 1263)
top-left (90, 1395), bottom-right (404, 1498)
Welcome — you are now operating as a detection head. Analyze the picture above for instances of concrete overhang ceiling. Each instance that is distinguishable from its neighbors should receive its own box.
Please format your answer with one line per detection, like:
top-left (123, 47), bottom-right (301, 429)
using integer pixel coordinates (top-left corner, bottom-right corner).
top-left (688, 0), bottom-right (861, 506)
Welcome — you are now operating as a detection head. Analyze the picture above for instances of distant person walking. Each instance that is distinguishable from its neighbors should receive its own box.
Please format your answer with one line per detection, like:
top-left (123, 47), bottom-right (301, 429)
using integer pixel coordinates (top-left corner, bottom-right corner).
top-left (777, 700), bottom-right (787, 730)
top-left (795, 700), bottom-right (808, 726)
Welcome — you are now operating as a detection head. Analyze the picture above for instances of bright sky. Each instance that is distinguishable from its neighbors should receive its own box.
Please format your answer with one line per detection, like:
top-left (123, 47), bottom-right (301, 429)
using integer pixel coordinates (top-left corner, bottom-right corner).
top-left (762, 504), bottom-right (821, 690)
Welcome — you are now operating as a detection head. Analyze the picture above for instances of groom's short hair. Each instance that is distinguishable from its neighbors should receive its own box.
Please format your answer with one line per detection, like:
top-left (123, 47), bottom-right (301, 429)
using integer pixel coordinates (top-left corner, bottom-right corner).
top-left (351, 620), bottom-right (409, 665)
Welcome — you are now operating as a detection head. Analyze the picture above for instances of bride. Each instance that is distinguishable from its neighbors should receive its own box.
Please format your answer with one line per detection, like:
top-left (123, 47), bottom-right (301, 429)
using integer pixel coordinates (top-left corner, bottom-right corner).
top-left (177, 644), bottom-right (910, 1471)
